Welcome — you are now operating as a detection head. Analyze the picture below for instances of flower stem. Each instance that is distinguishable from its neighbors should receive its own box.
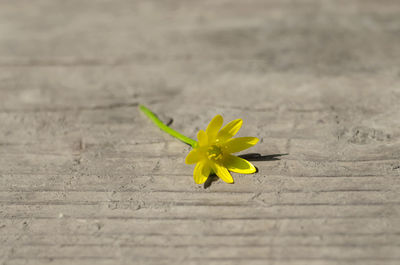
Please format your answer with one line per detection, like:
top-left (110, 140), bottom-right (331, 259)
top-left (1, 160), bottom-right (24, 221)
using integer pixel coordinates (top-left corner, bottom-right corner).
top-left (139, 105), bottom-right (197, 148)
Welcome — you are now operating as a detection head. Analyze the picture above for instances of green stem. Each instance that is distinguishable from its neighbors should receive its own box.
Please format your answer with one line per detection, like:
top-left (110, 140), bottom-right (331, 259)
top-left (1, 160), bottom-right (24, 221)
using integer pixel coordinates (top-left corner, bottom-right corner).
top-left (139, 105), bottom-right (198, 148)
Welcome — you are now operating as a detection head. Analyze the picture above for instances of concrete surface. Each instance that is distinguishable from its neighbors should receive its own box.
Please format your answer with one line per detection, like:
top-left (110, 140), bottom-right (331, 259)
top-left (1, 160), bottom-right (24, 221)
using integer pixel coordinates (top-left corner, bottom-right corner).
top-left (1, 0), bottom-right (400, 264)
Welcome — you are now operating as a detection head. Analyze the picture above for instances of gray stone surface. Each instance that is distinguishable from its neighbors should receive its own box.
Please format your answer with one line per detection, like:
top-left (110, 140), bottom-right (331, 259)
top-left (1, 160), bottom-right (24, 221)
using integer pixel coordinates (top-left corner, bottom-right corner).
top-left (1, 0), bottom-right (400, 264)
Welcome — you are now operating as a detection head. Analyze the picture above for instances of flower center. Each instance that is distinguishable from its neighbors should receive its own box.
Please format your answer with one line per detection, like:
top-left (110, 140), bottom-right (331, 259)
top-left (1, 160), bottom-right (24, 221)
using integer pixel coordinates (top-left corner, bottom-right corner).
top-left (207, 145), bottom-right (223, 161)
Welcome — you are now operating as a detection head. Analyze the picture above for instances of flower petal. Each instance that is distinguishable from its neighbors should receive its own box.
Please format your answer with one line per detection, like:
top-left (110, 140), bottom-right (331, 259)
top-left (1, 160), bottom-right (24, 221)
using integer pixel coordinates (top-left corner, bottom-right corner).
top-left (185, 149), bottom-right (202, 164)
top-left (206, 115), bottom-right (223, 143)
top-left (193, 161), bottom-right (211, 184)
top-left (211, 163), bottom-right (234, 183)
top-left (217, 119), bottom-right (243, 141)
top-left (223, 154), bottom-right (256, 174)
top-left (222, 137), bottom-right (259, 154)
top-left (197, 130), bottom-right (208, 147)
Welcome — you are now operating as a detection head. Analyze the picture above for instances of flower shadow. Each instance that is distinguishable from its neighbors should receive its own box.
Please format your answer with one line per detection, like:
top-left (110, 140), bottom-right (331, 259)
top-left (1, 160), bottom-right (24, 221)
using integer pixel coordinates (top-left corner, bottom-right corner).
top-left (238, 153), bottom-right (288, 162)
top-left (203, 153), bottom-right (288, 189)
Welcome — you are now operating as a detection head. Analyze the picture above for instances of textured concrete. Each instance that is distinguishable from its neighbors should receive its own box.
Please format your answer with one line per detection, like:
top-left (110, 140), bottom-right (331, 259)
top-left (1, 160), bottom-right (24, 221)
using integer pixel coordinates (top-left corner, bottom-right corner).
top-left (1, 0), bottom-right (400, 264)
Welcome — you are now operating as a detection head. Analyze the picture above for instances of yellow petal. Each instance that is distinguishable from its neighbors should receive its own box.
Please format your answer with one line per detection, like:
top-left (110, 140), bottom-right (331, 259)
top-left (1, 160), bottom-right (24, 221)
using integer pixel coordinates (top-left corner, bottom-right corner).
top-left (223, 137), bottom-right (259, 154)
top-left (197, 130), bottom-right (208, 147)
top-left (193, 161), bottom-right (211, 184)
top-left (223, 154), bottom-right (256, 174)
top-left (217, 119), bottom-right (243, 142)
top-left (206, 115), bottom-right (223, 143)
top-left (211, 163), bottom-right (234, 183)
top-left (185, 149), bottom-right (202, 164)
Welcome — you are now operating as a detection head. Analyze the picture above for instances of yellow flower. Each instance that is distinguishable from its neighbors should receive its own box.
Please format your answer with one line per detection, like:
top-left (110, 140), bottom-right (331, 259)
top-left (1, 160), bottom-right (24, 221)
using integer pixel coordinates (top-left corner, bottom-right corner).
top-left (185, 115), bottom-right (259, 184)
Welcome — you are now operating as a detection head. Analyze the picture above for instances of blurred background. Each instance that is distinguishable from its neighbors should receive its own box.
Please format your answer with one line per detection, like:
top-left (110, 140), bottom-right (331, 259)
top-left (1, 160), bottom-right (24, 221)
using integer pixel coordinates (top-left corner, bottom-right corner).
top-left (1, 0), bottom-right (400, 111)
